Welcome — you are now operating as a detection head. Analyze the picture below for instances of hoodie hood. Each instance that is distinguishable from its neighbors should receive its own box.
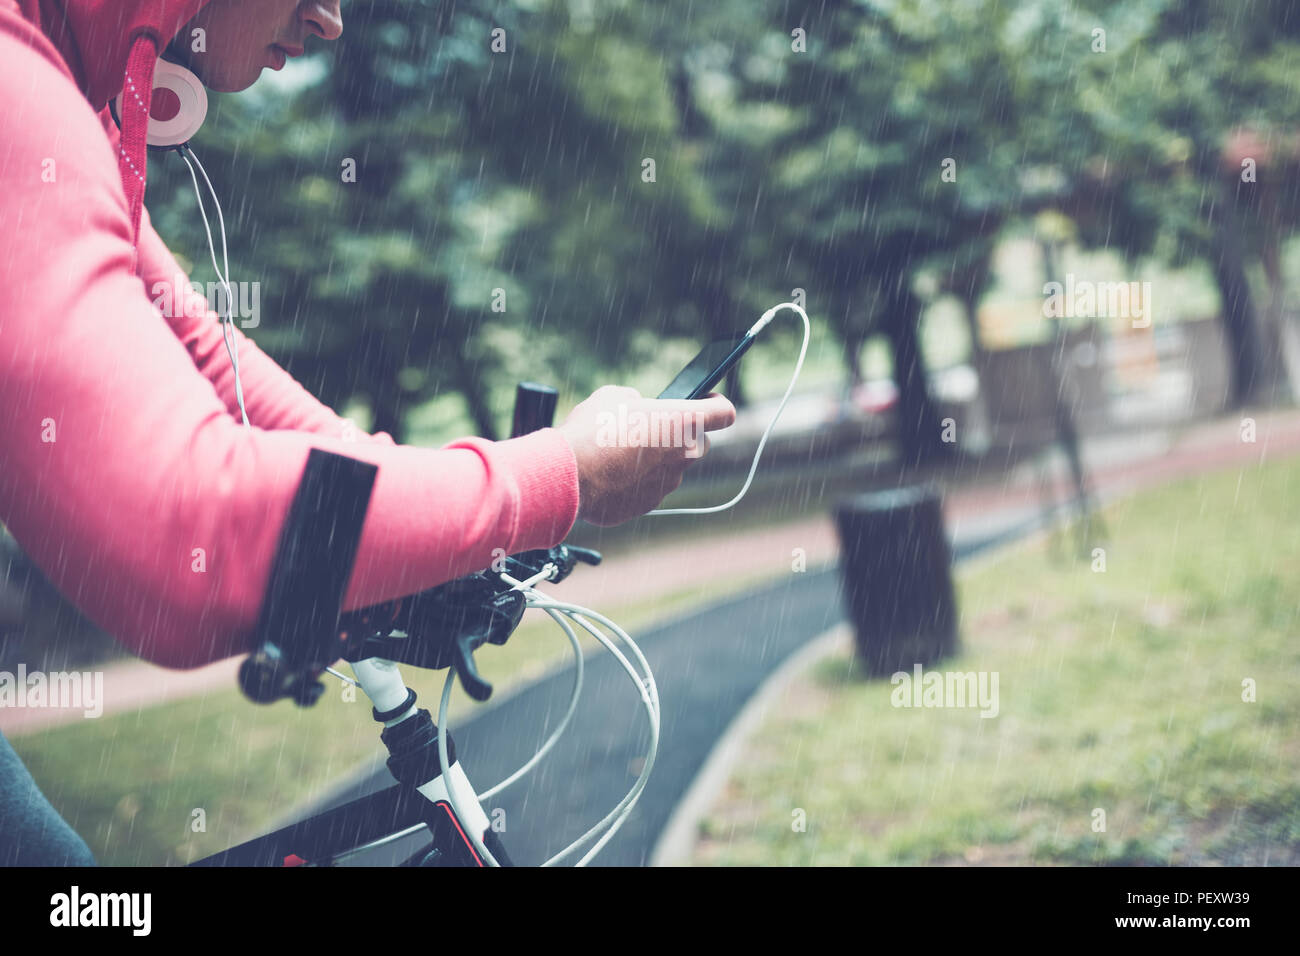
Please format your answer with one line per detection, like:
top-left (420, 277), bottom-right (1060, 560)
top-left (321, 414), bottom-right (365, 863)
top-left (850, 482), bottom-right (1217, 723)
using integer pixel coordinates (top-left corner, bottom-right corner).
top-left (18, 0), bottom-right (208, 109)
top-left (15, 0), bottom-right (212, 265)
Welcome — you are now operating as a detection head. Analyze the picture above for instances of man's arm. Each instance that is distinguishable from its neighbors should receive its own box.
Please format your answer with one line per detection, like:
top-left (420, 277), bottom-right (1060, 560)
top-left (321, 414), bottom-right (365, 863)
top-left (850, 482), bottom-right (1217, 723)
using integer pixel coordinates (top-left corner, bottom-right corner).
top-left (0, 18), bottom-right (579, 669)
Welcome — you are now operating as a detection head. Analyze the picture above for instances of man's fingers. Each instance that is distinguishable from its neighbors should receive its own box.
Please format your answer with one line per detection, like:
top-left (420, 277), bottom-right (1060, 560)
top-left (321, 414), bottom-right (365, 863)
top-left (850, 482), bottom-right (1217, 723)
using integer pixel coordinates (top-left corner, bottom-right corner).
top-left (653, 393), bottom-right (736, 432)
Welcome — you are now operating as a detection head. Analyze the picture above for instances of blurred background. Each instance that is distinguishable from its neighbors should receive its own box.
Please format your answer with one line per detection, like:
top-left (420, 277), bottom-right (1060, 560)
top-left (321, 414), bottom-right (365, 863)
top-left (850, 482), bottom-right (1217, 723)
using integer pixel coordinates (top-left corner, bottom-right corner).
top-left (2, 0), bottom-right (1299, 866)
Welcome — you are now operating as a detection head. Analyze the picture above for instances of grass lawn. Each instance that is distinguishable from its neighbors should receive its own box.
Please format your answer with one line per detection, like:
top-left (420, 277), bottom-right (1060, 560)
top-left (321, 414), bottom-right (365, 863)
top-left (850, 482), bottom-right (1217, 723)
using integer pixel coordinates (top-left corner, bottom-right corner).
top-left (10, 561), bottom-right (793, 867)
top-left (689, 453), bottom-right (1300, 865)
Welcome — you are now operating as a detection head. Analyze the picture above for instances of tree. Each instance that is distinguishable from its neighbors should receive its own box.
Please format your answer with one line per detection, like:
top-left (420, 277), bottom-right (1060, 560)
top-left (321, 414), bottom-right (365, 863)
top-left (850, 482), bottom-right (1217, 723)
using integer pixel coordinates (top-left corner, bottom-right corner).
top-left (1018, 0), bottom-right (1300, 405)
top-left (716, 0), bottom-right (1028, 465)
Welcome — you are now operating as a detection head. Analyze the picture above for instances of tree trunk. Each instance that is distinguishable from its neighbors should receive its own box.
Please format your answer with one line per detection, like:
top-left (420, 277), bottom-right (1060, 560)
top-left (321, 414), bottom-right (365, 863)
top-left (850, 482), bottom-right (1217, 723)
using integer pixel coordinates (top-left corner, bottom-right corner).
top-left (1260, 233), bottom-right (1300, 403)
top-left (453, 359), bottom-right (499, 441)
top-left (885, 286), bottom-right (953, 468)
top-left (370, 391), bottom-right (407, 444)
top-left (364, 348), bottom-right (408, 444)
top-left (954, 254), bottom-right (991, 364)
top-left (1209, 189), bottom-right (1271, 407)
top-left (843, 333), bottom-right (865, 390)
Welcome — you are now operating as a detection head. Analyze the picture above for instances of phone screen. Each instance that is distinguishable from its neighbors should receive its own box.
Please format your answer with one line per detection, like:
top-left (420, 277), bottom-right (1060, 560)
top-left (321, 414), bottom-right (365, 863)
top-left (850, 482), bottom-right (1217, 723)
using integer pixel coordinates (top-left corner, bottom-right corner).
top-left (658, 333), bottom-right (753, 400)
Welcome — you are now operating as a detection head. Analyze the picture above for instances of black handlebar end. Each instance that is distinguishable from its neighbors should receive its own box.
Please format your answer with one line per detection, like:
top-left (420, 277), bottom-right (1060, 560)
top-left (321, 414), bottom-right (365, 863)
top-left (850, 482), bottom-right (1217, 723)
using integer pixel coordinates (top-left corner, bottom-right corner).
top-left (510, 382), bottom-right (559, 438)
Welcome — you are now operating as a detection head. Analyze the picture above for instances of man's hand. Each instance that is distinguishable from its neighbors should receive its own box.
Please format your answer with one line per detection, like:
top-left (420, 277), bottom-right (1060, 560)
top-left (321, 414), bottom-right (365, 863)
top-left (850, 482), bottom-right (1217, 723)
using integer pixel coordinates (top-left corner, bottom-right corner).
top-left (558, 385), bottom-right (737, 527)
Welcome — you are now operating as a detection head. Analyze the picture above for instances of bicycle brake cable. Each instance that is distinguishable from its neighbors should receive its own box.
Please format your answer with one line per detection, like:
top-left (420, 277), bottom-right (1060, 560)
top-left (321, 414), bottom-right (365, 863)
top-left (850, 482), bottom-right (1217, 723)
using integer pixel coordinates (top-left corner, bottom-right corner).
top-left (435, 576), bottom-right (659, 867)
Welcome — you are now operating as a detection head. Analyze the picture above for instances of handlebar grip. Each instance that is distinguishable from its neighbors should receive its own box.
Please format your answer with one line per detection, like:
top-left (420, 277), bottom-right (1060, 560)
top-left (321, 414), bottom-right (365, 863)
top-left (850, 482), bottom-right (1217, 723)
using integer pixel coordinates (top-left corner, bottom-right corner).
top-left (510, 382), bottom-right (559, 438)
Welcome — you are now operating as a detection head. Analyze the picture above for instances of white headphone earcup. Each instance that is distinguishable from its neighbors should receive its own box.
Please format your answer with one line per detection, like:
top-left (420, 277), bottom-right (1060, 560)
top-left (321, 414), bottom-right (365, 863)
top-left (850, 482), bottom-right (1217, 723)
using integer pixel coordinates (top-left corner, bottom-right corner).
top-left (114, 59), bottom-right (208, 148)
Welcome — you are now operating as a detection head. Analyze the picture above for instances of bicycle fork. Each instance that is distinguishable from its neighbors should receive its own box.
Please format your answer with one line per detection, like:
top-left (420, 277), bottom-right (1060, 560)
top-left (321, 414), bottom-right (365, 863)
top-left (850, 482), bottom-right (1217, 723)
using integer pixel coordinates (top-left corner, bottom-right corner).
top-left (350, 658), bottom-right (511, 867)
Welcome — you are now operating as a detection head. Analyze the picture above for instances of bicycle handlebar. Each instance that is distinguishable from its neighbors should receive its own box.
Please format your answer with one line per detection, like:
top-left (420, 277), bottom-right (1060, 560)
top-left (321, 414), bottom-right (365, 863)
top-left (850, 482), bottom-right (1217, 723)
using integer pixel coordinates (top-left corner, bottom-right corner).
top-left (335, 542), bottom-right (600, 701)
top-left (239, 381), bottom-right (598, 707)
top-left (334, 381), bottom-right (597, 701)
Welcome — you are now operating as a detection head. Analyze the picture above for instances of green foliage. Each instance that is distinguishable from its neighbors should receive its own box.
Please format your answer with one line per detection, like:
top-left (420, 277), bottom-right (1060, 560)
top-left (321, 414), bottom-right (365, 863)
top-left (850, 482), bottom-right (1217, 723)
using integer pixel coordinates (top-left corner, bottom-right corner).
top-left (144, 0), bottom-right (1300, 440)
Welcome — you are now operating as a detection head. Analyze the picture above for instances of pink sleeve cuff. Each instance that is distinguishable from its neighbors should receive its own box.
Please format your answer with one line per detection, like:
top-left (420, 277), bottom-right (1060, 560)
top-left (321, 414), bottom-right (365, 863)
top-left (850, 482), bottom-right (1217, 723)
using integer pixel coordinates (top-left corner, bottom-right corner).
top-left (447, 426), bottom-right (581, 553)
top-left (499, 426), bottom-right (581, 551)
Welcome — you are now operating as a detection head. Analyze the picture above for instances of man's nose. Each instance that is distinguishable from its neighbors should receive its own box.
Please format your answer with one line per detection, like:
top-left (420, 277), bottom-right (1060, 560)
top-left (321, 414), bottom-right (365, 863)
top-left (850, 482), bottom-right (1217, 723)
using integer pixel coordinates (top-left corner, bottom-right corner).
top-left (302, 1), bottom-right (343, 41)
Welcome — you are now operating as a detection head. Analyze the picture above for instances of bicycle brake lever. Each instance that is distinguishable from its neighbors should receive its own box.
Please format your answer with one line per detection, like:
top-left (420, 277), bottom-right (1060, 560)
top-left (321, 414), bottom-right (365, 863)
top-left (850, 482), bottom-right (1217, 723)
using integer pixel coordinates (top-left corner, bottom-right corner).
top-left (341, 584), bottom-right (525, 674)
top-left (452, 631), bottom-right (494, 701)
top-left (450, 546), bottom-right (600, 698)
top-left (566, 545), bottom-right (602, 567)
top-left (335, 543), bottom-right (601, 696)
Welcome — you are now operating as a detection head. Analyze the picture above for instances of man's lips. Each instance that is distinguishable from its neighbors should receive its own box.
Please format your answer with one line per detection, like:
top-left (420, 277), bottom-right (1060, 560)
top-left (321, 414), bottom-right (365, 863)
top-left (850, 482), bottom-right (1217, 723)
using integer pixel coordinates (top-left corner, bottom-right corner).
top-left (269, 43), bottom-right (305, 69)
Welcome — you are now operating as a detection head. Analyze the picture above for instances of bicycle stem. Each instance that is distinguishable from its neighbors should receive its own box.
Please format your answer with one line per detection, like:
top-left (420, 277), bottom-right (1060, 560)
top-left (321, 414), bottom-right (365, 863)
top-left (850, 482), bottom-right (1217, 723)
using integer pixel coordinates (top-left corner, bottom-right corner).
top-left (349, 657), bottom-right (496, 865)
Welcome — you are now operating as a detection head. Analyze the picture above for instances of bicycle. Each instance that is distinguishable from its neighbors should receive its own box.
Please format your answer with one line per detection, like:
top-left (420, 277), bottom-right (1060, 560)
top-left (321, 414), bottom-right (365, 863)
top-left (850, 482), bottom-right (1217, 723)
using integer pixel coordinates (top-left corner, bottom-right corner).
top-left (190, 383), bottom-right (658, 867)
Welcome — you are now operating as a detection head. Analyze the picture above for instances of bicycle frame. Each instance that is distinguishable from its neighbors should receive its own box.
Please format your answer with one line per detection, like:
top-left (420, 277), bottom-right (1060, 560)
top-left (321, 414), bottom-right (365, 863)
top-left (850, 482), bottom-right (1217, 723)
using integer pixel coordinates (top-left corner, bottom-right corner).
top-left (192, 656), bottom-right (504, 867)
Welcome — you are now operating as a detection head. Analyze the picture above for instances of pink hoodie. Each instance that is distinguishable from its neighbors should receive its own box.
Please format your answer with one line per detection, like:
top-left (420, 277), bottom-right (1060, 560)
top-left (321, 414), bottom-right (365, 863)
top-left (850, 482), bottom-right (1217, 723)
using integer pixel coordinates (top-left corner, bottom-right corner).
top-left (0, 0), bottom-right (581, 668)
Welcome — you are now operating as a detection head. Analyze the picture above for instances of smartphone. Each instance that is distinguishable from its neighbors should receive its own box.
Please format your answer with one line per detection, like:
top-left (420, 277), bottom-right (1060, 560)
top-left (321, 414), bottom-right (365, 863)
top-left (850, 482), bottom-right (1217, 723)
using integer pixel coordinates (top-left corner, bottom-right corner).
top-left (658, 332), bottom-right (756, 400)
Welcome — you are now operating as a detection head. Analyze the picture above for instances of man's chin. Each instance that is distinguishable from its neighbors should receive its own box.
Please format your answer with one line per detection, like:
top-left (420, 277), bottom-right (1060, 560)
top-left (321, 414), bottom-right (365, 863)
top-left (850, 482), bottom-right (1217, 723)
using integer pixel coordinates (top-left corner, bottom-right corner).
top-left (162, 53), bottom-right (259, 93)
top-left (207, 76), bottom-right (253, 93)
top-left (196, 68), bottom-right (262, 94)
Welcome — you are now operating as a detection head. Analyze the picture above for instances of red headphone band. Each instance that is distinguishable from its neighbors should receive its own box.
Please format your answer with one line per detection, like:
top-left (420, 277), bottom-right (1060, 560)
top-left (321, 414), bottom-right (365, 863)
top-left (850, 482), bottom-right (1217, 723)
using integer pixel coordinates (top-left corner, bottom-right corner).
top-left (117, 37), bottom-right (159, 267)
top-left (111, 44), bottom-right (208, 272)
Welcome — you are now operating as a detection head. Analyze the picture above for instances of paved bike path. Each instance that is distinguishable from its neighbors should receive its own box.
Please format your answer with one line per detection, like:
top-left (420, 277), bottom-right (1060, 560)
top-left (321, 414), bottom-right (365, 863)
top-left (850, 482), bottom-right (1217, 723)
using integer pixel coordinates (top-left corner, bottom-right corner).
top-left (325, 515), bottom-right (1040, 867)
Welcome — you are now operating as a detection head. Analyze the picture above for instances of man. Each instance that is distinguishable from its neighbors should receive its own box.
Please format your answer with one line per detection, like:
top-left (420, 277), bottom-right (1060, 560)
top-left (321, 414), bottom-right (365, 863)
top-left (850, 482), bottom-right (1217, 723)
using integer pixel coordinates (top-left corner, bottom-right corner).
top-left (0, 0), bottom-right (734, 864)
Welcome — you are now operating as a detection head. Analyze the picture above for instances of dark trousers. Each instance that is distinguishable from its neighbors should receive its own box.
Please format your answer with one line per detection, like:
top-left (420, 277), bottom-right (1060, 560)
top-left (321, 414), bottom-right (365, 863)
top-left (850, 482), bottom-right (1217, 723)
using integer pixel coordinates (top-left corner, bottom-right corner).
top-left (0, 729), bottom-right (96, 866)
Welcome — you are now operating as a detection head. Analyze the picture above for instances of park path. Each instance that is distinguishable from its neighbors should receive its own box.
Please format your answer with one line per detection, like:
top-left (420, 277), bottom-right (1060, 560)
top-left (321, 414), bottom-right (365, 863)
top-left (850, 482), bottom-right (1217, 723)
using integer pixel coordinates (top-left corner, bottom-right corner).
top-left (4, 407), bottom-right (1297, 737)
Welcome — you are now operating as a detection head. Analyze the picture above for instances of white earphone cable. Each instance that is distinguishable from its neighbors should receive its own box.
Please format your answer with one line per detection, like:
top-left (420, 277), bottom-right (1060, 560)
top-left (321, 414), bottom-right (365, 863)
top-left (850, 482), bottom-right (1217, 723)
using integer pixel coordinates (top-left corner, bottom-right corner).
top-left (177, 144), bottom-right (250, 428)
top-left (647, 301), bottom-right (810, 516)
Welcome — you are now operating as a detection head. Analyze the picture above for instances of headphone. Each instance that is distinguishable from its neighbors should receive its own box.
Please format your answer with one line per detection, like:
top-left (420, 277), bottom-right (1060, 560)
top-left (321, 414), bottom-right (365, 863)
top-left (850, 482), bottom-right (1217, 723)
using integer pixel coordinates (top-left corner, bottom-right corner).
top-left (111, 55), bottom-right (247, 423)
top-left (113, 59), bottom-right (208, 149)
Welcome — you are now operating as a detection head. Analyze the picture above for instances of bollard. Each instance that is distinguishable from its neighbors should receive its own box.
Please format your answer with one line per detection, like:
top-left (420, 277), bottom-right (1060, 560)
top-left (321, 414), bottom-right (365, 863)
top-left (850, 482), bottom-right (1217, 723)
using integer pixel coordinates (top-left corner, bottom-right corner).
top-left (833, 485), bottom-right (959, 677)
